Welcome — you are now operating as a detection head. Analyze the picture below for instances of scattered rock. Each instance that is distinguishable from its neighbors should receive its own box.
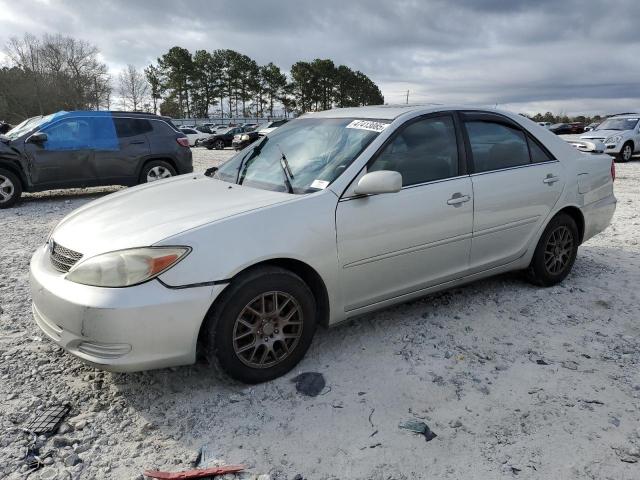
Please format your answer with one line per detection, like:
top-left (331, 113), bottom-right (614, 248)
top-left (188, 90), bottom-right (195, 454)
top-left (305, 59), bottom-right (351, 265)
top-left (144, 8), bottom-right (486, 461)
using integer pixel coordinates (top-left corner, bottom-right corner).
top-left (291, 372), bottom-right (325, 397)
top-left (64, 453), bottom-right (82, 467)
top-left (399, 419), bottom-right (437, 442)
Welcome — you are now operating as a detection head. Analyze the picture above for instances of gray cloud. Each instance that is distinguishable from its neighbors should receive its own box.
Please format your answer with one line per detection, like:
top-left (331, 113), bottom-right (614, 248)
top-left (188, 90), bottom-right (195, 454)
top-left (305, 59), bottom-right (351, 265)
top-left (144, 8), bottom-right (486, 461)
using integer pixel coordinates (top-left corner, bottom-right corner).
top-left (1, 0), bottom-right (639, 114)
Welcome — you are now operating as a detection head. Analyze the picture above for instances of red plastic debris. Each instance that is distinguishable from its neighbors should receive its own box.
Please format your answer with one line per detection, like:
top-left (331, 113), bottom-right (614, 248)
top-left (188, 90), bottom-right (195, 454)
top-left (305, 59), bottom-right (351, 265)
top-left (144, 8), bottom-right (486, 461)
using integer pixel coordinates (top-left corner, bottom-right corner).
top-left (144, 465), bottom-right (245, 479)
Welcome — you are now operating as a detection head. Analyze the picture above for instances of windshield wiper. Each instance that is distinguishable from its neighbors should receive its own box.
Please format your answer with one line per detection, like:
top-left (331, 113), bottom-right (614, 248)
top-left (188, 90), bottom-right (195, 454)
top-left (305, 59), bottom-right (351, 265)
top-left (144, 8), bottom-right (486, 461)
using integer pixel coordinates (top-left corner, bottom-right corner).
top-left (276, 143), bottom-right (294, 194)
top-left (237, 136), bottom-right (269, 185)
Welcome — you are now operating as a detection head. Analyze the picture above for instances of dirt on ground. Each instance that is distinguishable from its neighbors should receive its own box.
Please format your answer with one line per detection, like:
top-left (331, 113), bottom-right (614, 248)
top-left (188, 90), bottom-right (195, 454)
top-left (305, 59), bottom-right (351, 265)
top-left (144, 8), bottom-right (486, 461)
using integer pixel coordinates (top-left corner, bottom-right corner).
top-left (1, 149), bottom-right (639, 480)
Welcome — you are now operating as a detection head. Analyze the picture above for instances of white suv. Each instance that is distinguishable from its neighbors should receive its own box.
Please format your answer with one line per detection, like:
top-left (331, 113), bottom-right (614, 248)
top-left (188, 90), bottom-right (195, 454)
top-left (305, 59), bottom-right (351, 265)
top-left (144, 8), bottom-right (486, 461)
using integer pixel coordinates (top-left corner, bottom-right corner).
top-left (580, 114), bottom-right (640, 162)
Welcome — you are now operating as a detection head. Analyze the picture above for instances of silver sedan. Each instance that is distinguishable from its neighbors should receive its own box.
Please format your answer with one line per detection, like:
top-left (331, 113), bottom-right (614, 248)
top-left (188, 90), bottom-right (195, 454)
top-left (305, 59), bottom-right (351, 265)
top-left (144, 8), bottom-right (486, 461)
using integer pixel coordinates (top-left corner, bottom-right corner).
top-left (30, 105), bottom-right (616, 383)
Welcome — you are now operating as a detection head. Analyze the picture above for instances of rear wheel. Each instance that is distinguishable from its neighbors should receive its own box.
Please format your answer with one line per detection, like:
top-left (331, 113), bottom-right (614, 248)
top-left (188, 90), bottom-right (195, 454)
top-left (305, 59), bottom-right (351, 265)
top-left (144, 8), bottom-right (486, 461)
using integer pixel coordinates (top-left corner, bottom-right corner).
top-left (139, 160), bottom-right (176, 184)
top-left (203, 266), bottom-right (317, 383)
top-left (617, 142), bottom-right (633, 162)
top-left (214, 139), bottom-right (225, 150)
top-left (526, 213), bottom-right (579, 287)
top-left (0, 168), bottom-right (22, 209)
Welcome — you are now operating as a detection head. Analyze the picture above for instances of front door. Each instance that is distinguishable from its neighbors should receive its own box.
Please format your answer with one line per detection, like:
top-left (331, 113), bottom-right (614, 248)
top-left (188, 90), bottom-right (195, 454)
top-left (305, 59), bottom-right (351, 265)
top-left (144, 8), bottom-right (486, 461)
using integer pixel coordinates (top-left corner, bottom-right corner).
top-left (336, 114), bottom-right (473, 312)
top-left (25, 117), bottom-right (95, 187)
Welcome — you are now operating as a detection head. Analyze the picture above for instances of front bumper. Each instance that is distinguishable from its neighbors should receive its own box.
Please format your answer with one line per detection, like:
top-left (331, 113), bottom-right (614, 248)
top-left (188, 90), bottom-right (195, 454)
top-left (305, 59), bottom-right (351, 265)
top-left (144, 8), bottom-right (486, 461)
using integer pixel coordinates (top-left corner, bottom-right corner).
top-left (30, 245), bottom-right (223, 372)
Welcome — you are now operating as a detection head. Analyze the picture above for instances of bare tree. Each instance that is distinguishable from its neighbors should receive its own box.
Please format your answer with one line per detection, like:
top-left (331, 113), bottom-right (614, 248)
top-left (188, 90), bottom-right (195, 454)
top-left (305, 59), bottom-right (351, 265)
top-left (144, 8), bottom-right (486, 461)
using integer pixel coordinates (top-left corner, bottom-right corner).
top-left (119, 64), bottom-right (149, 111)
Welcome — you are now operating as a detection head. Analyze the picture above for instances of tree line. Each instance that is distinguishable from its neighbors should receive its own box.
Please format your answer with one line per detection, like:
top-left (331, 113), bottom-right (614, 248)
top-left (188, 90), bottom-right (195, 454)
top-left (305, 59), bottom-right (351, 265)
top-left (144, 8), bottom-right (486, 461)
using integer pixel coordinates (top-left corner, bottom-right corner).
top-left (526, 111), bottom-right (605, 125)
top-left (148, 47), bottom-right (384, 119)
top-left (0, 33), bottom-right (384, 124)
top-left (0, 34), bottom-right (111, 123)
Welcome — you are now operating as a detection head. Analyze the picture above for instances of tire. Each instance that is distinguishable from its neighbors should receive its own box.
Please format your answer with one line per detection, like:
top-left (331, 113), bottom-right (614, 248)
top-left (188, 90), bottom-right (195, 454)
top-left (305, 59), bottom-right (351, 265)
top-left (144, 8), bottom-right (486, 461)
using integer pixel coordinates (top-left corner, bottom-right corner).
top-left (206, 146), bottom-right (213, 150)
top-left (203, 266), bottom-right (317, 384)
top-left (526, 213), bottom-right (579, 287)
top-left (0, 168), bottom-right (22, 209)
top-left (617, 142), bottom-right (634, 162)
top-left (138, 160), bottom-right (177, 184)
top-left (214, 139), bottom-right (225, 150)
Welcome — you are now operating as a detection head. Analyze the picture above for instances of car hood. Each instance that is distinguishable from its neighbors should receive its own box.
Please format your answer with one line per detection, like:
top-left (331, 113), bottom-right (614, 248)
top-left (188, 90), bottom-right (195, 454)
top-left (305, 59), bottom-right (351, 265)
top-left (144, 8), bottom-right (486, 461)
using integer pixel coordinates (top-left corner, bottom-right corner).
top-left (581, 129), bottom-right (625, 139)
top-left (51, 174), bottom-right (292, 257)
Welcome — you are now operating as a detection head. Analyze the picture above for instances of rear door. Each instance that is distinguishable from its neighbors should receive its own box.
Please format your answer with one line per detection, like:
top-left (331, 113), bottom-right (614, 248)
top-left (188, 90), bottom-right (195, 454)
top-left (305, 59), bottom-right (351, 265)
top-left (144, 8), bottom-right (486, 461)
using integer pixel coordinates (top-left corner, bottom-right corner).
top-left (26, 117), bottom-right (95, 187)
top-left (462, 112), bottom-right (565, 271)
top-left (93, 117), bottom-right (151, 181)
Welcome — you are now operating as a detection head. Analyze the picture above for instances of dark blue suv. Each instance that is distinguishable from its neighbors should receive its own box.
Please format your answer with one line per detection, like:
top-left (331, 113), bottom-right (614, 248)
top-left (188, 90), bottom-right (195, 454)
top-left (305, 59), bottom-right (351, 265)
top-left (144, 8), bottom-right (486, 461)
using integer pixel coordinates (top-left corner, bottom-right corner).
top-left (0, 111), bottom-right (192, 208)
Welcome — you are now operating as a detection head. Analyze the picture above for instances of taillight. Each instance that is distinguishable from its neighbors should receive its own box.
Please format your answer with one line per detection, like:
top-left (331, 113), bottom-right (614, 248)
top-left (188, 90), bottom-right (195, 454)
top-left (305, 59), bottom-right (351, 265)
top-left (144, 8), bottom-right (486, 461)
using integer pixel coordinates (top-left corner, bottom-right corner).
top-left (177, 137), bottom-right (190, 147)
top-left (611, 159), bottom-right (616, 182)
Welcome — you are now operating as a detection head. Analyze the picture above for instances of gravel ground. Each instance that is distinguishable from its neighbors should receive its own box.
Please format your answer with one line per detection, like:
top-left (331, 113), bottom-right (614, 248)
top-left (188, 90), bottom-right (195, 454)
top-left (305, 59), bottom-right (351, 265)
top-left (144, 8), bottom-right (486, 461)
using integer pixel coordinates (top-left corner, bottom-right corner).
top-left (1, 149), bottom-right (639, 480)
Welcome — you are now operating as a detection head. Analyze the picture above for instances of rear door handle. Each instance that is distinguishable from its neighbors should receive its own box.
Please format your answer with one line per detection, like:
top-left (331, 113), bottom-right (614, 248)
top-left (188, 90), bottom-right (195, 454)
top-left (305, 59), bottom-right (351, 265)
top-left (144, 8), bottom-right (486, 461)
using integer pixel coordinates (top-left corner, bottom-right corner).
top-left (447, 193), bottom-right (471, 206)
top-left (543, 174), bottom-right (560, 184)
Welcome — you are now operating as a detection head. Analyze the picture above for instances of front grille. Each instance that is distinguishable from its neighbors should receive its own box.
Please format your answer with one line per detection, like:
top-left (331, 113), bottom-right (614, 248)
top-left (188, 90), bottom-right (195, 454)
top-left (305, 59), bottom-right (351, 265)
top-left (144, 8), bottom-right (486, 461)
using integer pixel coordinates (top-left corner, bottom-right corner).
top-left (49, 241), bottom-right (83, 273)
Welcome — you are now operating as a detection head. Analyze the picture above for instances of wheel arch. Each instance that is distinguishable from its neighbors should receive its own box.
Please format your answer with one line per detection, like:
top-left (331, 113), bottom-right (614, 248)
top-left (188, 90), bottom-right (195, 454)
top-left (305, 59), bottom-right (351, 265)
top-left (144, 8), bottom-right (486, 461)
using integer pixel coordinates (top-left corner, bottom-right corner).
top-left (554, 205), bottom-right (585, 244)
top-left (0, 159), bottom-right (28, 190)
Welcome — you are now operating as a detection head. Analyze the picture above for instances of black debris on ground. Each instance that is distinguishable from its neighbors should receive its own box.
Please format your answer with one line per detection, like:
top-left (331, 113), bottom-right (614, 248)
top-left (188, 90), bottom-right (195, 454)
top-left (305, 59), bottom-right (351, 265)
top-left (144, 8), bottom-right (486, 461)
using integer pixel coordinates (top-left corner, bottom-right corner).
top-left (291, 372), bottom-right (325, 397)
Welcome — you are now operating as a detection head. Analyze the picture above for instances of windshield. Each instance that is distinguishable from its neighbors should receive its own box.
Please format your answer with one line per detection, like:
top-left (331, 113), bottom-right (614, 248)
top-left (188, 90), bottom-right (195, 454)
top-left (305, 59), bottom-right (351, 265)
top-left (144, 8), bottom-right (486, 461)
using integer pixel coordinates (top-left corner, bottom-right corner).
top-left (215, 117), bottom-right (388, 194)
top-left (596, 117), bottom-right (639, 131)
top-left (4, 114), bottom-right (56, 140)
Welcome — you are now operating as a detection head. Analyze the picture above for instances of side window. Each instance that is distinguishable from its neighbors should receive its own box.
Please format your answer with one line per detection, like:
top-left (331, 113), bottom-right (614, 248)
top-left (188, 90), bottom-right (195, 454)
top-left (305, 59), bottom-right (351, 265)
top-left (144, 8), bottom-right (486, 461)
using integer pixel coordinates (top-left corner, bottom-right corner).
top-left (465, 121), bottom-right (529, 173)
top-left (114, 118), bottom-right (152, 138)
top-left (369, 115), bottom-right (459, 187)
top-left (43, 119), bottom-right (92, 151)
top-left (528, 137), bottom-right (553, 163)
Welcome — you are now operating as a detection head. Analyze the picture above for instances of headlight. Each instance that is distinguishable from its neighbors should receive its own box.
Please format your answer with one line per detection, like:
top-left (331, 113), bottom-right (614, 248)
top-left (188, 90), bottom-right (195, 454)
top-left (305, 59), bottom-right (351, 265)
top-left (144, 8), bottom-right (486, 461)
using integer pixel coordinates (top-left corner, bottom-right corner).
top-left (241, 134), bottom-right (250, 141)
top-left (66, 247), bottom-right (190, 287)
top-left (605, 135), bottom-right (623, 144)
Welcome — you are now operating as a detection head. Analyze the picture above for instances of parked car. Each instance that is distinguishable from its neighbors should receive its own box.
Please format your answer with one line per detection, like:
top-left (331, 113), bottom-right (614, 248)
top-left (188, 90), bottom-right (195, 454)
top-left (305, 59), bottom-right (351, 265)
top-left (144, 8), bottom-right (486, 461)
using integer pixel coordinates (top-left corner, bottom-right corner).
top-left (537, 122), bottom-right (551, 129)
top-left (584, 122), bottom-right (600, 132)
top-left (256, 119), bottom-right (289, 135)
top-left (568, 122), bottom-right (585, 134)
top-left (580, 114), bottom-right (640, 162)
top-left (179, 127), bottom-right (210, 146)
top-left (30, 105), bottom-right (616, 383)
top-left (0, 121), bottom-right (12, 134)
top-left (0, 111), bottom-right (192, 208)
top-left (232, 130), bottom-right (262, 151)
top-left (549, 123), bottom-right (573, 135)
top-left (200, 126), bottom-right (246, 150)
top-left (241, 123), bottom-right (259, 131)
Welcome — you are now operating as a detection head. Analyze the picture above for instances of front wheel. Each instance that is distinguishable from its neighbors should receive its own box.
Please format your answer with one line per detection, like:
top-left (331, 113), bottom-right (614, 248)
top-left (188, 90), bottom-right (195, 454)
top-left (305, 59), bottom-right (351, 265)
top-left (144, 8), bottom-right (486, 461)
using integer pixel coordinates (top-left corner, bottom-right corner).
top-left (0, 168), bottom-right (22, 209)
top-left (526, 213), bottom-right (579, 287)
top-left (214, 139), bottom-right (225, 150)
top-left (617, 142), bottom-right (634, 162)
top-left (203, 266), bottom-right (317, 383)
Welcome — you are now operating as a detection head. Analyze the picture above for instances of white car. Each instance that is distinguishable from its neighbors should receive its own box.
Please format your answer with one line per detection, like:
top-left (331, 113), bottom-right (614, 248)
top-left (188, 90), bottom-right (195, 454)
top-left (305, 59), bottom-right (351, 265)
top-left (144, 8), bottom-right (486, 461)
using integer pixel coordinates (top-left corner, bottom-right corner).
top-left (580, 114), bottom-right (640, 162)
top-left (179, 127), bottom-right (210, 147)
top-left (30, 105), bottom-right (616, 383)
top-left (257, 119), bottom-right (289, 135)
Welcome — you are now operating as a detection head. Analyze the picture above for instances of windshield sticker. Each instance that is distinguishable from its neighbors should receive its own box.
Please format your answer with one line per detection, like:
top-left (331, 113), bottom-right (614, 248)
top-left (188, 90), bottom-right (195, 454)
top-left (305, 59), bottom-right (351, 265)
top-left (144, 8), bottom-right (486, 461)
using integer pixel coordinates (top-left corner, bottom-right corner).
top-left (310, 179), bottom-right (330, 190)
top-left (346, 120), bottom-right (389, 133)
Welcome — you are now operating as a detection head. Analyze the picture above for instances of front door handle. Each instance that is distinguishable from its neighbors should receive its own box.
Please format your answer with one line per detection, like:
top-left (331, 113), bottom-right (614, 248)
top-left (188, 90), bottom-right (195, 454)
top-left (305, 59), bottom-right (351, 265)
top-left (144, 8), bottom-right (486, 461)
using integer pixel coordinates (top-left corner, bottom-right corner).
top-left (447, 193), bottom-right (471, 206)
top-left (129, 140), bottom-right (145, 145)
top-left (543, 174), bottom-right (560, 184)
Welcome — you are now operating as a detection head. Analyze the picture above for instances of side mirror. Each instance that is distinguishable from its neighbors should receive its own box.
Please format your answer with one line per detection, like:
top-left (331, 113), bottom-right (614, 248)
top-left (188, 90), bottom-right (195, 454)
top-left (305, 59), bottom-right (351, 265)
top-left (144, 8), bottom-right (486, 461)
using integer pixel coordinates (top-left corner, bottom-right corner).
top-left (354, 170), bottom-right (402, 196)
top-left (27, 132), bottom-right (48, 144)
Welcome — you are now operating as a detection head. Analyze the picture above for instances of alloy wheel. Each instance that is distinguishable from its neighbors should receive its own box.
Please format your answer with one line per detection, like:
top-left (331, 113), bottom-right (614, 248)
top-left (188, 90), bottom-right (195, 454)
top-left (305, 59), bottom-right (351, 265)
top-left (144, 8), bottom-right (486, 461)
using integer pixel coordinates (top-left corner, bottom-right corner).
top-left (544, 226), bottom-right (574, 275)
top-left (146, 166), bottom-right (173, 182)
top-left (232, 291), bottom-right (303, 369)
top-left (0, 174), bottom-right (15, 204)
top-left (622, 144), bottom-right (633, 161)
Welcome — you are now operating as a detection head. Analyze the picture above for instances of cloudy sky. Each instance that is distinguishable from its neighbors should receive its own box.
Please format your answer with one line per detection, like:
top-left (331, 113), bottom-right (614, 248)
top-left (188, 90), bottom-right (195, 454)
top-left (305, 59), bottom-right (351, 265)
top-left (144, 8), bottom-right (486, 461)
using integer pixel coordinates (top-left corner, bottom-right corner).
top-left (1, 0), bottom-right (639, 115)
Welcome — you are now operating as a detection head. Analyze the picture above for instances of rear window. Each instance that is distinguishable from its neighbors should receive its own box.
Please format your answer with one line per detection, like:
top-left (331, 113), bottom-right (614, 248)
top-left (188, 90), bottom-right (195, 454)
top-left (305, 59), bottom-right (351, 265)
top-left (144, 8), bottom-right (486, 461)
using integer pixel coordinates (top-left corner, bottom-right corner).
top-left (114, 118), bottom-right (153, 138)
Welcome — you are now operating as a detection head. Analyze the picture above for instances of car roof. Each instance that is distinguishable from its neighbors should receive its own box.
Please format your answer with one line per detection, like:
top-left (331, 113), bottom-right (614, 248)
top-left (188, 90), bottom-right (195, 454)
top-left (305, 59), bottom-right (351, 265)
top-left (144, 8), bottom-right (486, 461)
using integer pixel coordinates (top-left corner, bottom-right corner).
top-left (608, 113), bottom-right (639, 119)
top-left (300, 104), bottom-right (523, 121)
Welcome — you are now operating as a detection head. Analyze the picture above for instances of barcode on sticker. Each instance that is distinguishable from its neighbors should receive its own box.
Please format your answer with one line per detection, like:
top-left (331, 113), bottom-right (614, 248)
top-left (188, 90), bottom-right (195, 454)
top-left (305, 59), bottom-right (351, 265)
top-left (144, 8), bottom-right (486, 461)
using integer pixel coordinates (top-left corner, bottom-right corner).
top-left (310, 179), bottom-right (330, 189)
top-left (346, 120), bottom-right (389, 132)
